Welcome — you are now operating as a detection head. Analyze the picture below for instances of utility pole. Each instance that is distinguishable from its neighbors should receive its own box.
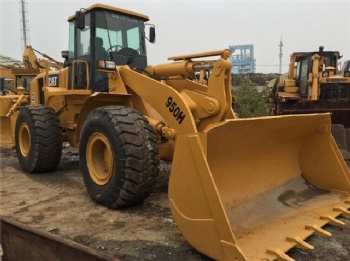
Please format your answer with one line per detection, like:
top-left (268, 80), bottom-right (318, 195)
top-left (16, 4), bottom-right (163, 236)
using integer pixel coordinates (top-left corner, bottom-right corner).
top-left (19, 0), bottom-right (31, 51)
top-left (278, 36), bottom-right (283, 74)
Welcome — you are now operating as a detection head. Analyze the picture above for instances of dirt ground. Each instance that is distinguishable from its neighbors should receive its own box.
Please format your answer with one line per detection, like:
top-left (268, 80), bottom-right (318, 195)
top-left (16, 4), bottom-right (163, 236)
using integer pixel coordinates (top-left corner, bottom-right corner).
top-left (0, 147), bottom-right (349, 261)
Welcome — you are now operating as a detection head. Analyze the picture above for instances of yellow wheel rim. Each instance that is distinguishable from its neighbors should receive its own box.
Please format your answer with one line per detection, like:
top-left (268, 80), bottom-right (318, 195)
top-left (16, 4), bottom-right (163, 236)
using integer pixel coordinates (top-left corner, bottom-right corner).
top-left (19, 123), bottom-right (31, 157)
top-left (86, 132), bottom-right (113, 185)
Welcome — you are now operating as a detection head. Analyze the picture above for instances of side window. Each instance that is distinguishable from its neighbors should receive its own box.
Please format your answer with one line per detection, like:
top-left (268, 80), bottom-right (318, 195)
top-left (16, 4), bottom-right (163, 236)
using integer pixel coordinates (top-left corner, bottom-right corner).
top-left (68, 13), bottom-right (91, 59)
top-left (127, 27), bottom-right (142, 53)
top-left (96, 29), bottom-right (109, 50)
top-left (95, 28), bottom-right (111, 59)
top-left (78, 28), bottom-right (91, 56)
top-left (68, 22), bottom-right (75, 59)
top-left (77, 13), bottom-right (91, 57)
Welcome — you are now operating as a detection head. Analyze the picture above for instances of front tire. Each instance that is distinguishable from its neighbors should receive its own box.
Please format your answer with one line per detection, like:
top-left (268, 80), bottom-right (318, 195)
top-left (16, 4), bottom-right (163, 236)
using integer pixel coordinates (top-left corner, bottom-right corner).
top-left (79, 105), bottom-right (159, 208)
top-left (15, 105), bottom-right (62, 173)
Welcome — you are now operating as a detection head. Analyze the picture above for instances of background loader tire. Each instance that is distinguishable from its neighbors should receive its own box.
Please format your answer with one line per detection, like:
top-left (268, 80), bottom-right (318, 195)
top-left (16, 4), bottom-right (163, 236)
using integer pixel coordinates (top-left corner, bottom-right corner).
top-left (79, 105), bottom-right (159, 208)
top-left (15, 105), bottom-right (62, 173)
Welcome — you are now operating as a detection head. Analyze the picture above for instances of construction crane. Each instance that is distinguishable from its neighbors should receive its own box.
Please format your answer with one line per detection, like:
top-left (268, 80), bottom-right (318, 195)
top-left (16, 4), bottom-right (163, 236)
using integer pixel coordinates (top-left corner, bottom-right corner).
top-left (19, 0), bottom-right (31, 51)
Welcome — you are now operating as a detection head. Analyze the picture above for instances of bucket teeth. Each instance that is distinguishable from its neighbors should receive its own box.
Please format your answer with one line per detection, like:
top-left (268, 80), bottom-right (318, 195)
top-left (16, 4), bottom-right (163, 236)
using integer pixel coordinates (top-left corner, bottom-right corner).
top-left (266, 248), bottom-right (295, 261)
top-left (320, 215), bottom-right (345, 226)
top-left (305, 224), bottom-right (332, 237)
top-left (333, 207), bottom-right (350, 217)
top-left (287, 236), bottom-right (314, 250)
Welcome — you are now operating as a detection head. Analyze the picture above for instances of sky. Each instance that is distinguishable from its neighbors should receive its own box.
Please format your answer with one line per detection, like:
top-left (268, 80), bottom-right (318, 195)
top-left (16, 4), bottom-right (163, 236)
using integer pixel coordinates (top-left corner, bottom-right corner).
top-left (1, 0), bottom-right (349, 74)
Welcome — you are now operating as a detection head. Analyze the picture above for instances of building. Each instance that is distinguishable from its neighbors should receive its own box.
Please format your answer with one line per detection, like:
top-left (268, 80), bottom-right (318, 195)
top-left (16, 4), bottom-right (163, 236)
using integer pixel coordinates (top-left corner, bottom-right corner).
top-left (229, 44), bottom-right (256, 74)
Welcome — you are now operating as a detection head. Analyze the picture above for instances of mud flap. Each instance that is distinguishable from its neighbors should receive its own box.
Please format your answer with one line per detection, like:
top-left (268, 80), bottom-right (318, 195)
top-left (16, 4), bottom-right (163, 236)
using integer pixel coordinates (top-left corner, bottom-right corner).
top-left (169, 113), bottom-right (350, 261)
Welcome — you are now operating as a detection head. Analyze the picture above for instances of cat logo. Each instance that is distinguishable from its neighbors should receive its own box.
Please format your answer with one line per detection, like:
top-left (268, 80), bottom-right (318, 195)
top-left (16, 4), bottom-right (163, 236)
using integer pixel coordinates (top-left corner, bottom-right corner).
top-left (48, 75), bottom-right (59, 87)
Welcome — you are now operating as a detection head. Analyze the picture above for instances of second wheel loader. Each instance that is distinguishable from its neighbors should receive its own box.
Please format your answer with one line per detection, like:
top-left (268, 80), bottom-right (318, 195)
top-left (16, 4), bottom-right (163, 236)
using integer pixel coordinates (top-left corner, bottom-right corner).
top-left (0, 46), bottom-right (63, 148)
top-left (1, 4), bottom-right (349, 261)
top-left (270, 47), bottom-right (350, 159)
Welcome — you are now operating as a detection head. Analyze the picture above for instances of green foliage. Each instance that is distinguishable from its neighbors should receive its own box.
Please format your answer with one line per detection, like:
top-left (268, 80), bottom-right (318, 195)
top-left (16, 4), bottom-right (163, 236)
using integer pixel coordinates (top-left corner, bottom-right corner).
top-left (231, 73), bottom-right (280, 87)
top-left (232, 83), bottom-right (269, 118)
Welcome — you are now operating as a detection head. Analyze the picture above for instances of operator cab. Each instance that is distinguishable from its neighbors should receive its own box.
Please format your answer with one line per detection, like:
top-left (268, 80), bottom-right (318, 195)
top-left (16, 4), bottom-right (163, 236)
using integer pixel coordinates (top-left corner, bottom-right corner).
top-left (62, 4), bottom-right (155, 91)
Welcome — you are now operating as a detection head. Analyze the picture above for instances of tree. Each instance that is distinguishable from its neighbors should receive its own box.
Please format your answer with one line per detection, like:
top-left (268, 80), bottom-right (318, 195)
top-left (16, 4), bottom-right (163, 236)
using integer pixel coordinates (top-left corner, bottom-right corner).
top-left (232, 83), bottom-right (269, 118)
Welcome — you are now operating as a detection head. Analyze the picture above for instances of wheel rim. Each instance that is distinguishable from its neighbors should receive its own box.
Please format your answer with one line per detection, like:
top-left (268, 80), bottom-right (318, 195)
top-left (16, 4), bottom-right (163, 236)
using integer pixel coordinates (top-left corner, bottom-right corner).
top-left (19, 123), bottom-right (31, 157)
top-left (86, 132), bottom-right (113, 185)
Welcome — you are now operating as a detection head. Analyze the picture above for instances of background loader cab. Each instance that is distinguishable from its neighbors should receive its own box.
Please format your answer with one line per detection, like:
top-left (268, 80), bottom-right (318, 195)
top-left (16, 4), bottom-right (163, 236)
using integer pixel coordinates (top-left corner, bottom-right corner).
top-left (272, 46), bottom-right (349, 113)
top-left (62, 4), bottom-right (155, 91)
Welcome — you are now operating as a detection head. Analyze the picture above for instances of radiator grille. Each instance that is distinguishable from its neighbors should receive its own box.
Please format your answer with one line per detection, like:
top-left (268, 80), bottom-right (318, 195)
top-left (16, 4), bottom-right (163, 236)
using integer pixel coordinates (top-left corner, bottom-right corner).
top-left (320, 83), bottom-right (350, 99)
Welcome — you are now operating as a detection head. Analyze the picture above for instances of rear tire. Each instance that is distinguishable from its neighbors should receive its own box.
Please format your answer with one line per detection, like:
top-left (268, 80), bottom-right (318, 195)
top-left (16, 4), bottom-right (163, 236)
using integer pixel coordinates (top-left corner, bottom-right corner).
top-left (15, 105), bottom-right (62, 173)
top-left (79, 105), bottom-right (159, 208)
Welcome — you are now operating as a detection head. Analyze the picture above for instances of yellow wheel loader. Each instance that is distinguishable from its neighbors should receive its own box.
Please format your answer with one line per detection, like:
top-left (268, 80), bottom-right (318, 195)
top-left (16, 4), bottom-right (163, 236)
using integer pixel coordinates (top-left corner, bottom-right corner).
top-left (1, 4), bottom-right (349, 261)
top-left (0, 46), bottom-right (63, 148)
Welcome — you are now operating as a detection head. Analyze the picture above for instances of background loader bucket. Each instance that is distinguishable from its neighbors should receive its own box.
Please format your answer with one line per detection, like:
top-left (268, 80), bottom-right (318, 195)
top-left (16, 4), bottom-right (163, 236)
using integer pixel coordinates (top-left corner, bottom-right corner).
top-left (169, 113), bottom-right (350, 261)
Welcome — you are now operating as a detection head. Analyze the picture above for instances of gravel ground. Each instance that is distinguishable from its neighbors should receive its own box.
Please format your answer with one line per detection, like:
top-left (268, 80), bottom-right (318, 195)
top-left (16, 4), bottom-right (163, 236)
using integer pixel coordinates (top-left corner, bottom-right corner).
top-left (0, 147), bottom-right (349, 261)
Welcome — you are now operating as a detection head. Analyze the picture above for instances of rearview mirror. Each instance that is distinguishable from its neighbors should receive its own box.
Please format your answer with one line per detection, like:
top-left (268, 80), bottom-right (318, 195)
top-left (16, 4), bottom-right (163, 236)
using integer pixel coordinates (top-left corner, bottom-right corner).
top-left (145, 24), bottom-right (156, 43)
top-left (75, 11), bottom-right (85, 30)
top-left (149, 27), bottom-right (155, 43)
top-left (61, 50), bottom-right (69, 59)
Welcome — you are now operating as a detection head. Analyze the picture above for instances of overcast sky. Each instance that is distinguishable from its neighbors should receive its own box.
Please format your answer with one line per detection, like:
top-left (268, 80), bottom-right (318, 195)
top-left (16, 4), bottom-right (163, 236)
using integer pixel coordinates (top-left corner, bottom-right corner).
top-left (1, 0), bottom-right (349, 73)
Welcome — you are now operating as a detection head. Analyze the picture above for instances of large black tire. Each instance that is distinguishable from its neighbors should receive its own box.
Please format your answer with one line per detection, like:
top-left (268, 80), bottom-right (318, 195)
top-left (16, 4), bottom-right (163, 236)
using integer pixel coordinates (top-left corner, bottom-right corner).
top-left (79, 105), bottom-right (159, 208)
top-left (15, 105), bottom-right (62, 173)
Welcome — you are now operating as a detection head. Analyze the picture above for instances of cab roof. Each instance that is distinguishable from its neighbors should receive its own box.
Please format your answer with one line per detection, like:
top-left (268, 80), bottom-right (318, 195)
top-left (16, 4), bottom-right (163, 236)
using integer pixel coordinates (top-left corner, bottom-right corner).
top-left (68, 3), bottom-right (149, 22)
top-left (292, 51), bottom-right (341, 58)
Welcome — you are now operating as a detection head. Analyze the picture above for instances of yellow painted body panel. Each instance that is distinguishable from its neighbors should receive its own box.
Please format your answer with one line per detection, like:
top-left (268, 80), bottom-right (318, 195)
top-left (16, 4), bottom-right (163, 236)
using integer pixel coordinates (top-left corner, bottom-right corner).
top-left (284, 86), bottom-right (298, 93)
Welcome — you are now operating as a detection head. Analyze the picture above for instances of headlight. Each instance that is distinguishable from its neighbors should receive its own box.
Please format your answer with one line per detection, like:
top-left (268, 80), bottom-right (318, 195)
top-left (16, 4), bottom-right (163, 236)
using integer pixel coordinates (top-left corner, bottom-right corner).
top-left (344, 71), bottom-right (350, 77)
top-left (322, 71), bottom-right (329, 77)
top-left (97, 60), bottom-right (115, 70)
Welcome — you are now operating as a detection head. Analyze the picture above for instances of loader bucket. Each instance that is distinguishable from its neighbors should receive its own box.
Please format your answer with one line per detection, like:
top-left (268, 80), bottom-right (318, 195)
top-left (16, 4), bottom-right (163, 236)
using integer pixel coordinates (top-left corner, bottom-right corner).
top-left (169, 113), bottom-right (350, 261)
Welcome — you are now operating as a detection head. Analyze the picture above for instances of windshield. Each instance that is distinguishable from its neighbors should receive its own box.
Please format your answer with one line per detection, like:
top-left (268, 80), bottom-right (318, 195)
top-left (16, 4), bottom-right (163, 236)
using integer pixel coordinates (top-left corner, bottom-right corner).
top-left (95, 10), bottom-right (146, 55)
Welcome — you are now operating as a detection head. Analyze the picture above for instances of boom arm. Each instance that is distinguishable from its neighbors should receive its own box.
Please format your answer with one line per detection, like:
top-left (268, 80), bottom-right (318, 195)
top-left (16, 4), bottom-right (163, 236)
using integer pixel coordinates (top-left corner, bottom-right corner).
top-left (117, 49), bottom-right (234, 136)
top-left (22, 46), bottom-right (63, 70)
